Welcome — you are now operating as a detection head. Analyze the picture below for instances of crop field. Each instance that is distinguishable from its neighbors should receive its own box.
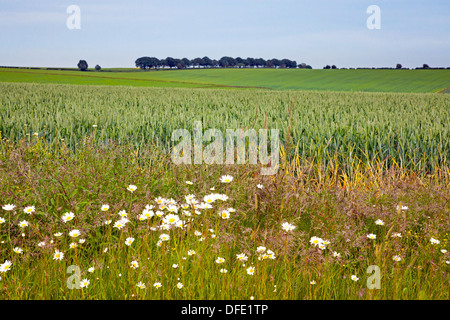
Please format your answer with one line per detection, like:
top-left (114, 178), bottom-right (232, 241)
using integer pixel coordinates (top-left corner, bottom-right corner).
top-left (0, 72), bottom-right (449, 300)
top-left (1, 67), bottom-right (450, 92)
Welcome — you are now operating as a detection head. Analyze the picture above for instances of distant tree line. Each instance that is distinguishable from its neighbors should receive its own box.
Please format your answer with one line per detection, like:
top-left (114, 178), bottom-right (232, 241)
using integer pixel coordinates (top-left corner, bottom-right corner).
top-left (323, 63), bottom-right (447, 70)
top-left (134, 56), bottom-right (312, 70)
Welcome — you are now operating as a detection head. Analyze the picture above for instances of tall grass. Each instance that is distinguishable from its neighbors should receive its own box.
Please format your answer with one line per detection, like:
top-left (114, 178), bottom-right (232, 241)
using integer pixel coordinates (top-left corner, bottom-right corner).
top-left (1, 82), bottom-right (449, 176)
top-left (0, 136), bottom-right (448, 299)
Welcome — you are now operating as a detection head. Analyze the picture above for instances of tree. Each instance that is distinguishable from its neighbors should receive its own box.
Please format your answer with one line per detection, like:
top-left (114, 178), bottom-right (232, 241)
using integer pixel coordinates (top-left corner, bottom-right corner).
top-left (77, 60), bottom-right (88, 71)
top-left (165, 57), bottom-right (177, 69)
top-left (181, 58), bottom-right (191, 68)
top-left (396, 64), bottom-right (402, 69)
top-left (135, 57), bottom-right (159, 69)
top-left (201, 56), bottom-right (213, 68)
top-left (95, 64), bottom-right (101, 71)
top-left (331, 65), bottom-right (337, 69)
top-left (324, 65), bottom-right (331, 69)
top-left (423, 64), bottom-right (430, 69)
top-left (192, 57), bottom-right (203, 68)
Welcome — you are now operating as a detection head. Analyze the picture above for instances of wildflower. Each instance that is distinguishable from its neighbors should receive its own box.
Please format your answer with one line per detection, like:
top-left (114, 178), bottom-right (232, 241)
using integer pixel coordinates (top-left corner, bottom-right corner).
top-left (194, 230), bottom-right (202, 237)
top-left (156, 211), bottom-right (165, 218)
top-left (188, 250), bottom-right (196, 256)
top-left (256, 246), bottom-right (266, 253)
top-left (92, 124), bottom-right (97, 128)
top-left (266, 249), bottom-right (276, 259)
top-left (310, 236), bottom-right (324, 247)
top-left (430, 238), bottom-right (440, 245)
top-left (367, 234), bottom-right (377, 240)
top-left (69, 229), bottom-right (81, 238)
top-left (78, 239), bottom-right (85, 244)
top-left (130, 261), bottom-right (139, 269)
top-left (136, 282), bottom-right (146, 289)
top-left (13, 247), bottom-right (23, 254)
top-left (397, 204), bottom-right (409, 211)
top-left (246, 266), bottom-right (255, 275)
top-left (127, 185), bottom-right (137, 192)
top-left (23, 206), bottom-right (35, 214)
top-left (62, 212), bottom-right (75, 223)
top-left (54, 232), bottom-right (63, 237)
top-left (163, 213), bottom-right (179, 224)
top-left (167, 205), bottom-right (178, 213)
top-left (351, 275), bottom-right (359, 281)
top-left (80, 279), bottom-right (90, 288)
top-left (125, 237), bottom-right (135, 246)
top-left (38, 241), bottom-right (45, 247)
top-left (0, 260), bottom-right (12, 272)
top-left (204, 194), bottom-right (216, 204)
top-left (281, 222), bottom-right (296, 232)
top-left (393, 255), bottom-right (401, 262)
top-left (153, 282), bottom-right (162, 289)
top-left (19, 220), bottom-right (29, 228)
top-left (88, 267), bottom-right (95, 273)
top-left (257, 184), bottom-right (264, 189)
top-left (155, 197), bottom-right (166, 204)
top-left (236, 253), bottom-right (248, 262)
top-left (142, 209), bottom-right (154, 219)
top-left (186, 181), bottom-right (193, 185)
top-left (159, 234), bottom-right (170, 241)
top-left (70, 243), bottom-right (77, 249)
top-left (53, 250), bottom-right (64, 261)
top-left (220, 175), bottom-right (233, 183)
top-left (172, 264), bottom-right (178, 268)
top-left (220, 268), bottom-right (228, 273)
top-left (104, 220), bottom-right (112, 225)
top-left (310, 280), bottom-right (316, 285)
top-left (101, 204), bottom-right (109, 211)
top-left (391, 232), bottom-right (402, 238)
top-left (175, 220), bottom-right (185, 229)
top-left (118, 210), bottom-right (128, 218)
top-left (215, 257), bottom-right (225, 264)
top-left (318, 243), bottom-right (327, 250)
top-left (441, 249), bottom-right (447, 254)
top-left (220, 210), bottom-right (230, 219)
top-left (446, 261), bottom-right (450, 265)
top-left (177, 282), bottom-right (183, 289)
top-left (333, 251), bottom-right (341, 258)
top-left (2, 204), bottom-right (15, 211)
top-left (0, 217), bottom-right (5, 224)
top-left (375, 219), bottom-right (385, 226)
top-left (104, 248), bottom-right (108, 253)
top-left (113, 218), bottom-right (128, 230)
top-left (216, 194), bottom-right (229, 201)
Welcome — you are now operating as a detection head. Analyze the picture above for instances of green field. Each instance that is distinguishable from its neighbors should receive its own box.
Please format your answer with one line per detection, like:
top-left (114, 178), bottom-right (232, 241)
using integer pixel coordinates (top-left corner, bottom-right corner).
top-left (1, 67), bottom-right (449, 92)
top-left (0, 67), bottom-right (449, 301)
top-left (1, 82), bottom-right (449, 172)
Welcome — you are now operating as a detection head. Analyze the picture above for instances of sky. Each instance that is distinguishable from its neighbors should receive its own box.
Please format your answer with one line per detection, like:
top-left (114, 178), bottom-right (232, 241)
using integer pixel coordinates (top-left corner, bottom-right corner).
top-left (0, 0), bottom-right (449, 69)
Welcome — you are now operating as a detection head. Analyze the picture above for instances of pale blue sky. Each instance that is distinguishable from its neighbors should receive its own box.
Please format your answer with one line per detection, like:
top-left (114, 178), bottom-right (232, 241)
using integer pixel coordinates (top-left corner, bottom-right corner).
top-left (1, 0), bottom-right (449, 68)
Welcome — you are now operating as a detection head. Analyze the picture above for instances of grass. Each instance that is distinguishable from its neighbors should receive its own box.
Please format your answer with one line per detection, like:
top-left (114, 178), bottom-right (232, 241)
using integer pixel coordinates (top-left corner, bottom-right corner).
top-left (0, 72), bottom-right (448, 300)
top-left (1, 82), bottom-right (449, 175)
top-left (1, 67), bottom-right (449, 92)
top-left (0, 135), bottom-right (448, 299)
